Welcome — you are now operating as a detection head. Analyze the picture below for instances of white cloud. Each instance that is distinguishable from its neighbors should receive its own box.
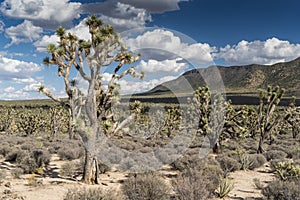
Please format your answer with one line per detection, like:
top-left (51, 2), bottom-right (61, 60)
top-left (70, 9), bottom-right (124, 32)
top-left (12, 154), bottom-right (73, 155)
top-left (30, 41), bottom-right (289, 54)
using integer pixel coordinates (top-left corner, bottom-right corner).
top-left (0, 55), bottom-right (41, 81)
top-left (118, 76), bottom-right (176, 94)
top-left (4, 86), bottom-right (15, 93)
top-left (216, 37), bottom-right (300, 65)
top-left (125, 29), bottom-right (216, 66)
top-left (23, 82), bottom-right (42, 92)
top-left (5, 20), bottom-right (43, 47)
top-left (12, 77), bottom-right (37, 84)
top-left (100, 2), bottom-right (151, 32)
top-left (34, 18), bottom-right (90, 52)
top-left (137, 58), bottom-right (187, 74)
top-left (0, 0), bottom-right (81, 29)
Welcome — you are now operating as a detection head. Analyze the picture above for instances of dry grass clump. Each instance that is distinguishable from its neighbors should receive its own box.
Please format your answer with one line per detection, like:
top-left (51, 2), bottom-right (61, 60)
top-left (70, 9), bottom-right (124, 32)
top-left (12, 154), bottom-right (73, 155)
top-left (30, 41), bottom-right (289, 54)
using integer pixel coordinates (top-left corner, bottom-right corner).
top-left (64, 187), bottom-right (123, 200)
top-left (122, 173), bottom-right (170, 200)
top-left (172, 169), bottom-right (210, 200)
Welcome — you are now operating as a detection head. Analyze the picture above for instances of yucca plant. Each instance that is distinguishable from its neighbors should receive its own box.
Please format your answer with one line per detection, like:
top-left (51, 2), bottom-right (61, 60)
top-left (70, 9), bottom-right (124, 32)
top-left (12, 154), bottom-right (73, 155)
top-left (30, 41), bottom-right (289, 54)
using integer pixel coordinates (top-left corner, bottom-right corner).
top-left (217, 176), bottom-right (234, 198)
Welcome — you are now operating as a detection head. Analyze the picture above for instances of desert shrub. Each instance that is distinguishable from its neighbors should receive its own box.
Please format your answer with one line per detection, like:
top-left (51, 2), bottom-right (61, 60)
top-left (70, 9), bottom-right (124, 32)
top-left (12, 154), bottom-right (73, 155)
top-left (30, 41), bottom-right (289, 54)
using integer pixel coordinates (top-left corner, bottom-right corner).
top-left (0, 144), bottom-right (11, 157)
top-left (64, 187), bottom-right (123, 200)
top-left (14, 148), bottom-right (50, 174)
top-left (172, 169), bottom-right (210, 200)
top-left (122, 173), bottom-right (170, 200)
top-left (286, 147), bottom-right (300, 160)
top-left (60, 162), bottom-right (77, 178)
top-left (249, 154), bottom-right (267, 170)
top-left (155, 148), bottom-right (178, 164)
top-left (11, 168), bottom-right (24, 179)
top-left (58, 146), bottom-right (83, 160)
top-left (264, 150), bottom-right (287, 161)
top-left (171, 154), bottom-right (212, 171)
top-left (31, 148), bottom-right (51, 166)
top-left (262, 179), bottom-right (300, 200)
top-left (5, 148), bottom-right (26, 162)
top-left (17, 154), bottom-right (38, 174)
top-left (186, 159), bottom-right (224, 193)
top-left (216, 155), bottom-right (241, 173)
top-left (98, 162), bottom-right (111, 174)
top-left (274, 160), bottom-right (300, 181)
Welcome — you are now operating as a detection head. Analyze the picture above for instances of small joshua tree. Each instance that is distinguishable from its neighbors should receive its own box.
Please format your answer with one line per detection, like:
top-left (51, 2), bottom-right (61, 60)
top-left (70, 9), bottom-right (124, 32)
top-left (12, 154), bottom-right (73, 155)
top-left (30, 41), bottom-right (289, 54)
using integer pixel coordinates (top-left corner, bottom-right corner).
top-left (40, 15), bottom-right (143, 184)
top-left (191, 86), bottom-right (227, 153)
top-left (256, 86), bottom-right (294, 153)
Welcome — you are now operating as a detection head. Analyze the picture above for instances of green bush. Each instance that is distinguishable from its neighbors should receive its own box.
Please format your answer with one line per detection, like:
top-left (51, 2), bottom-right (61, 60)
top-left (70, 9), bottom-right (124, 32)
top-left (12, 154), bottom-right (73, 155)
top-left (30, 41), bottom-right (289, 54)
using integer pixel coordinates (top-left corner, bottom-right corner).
top-left (122, 173), bottom-right (170, 200)
top-left (274, 160), bottom-right (300, 181)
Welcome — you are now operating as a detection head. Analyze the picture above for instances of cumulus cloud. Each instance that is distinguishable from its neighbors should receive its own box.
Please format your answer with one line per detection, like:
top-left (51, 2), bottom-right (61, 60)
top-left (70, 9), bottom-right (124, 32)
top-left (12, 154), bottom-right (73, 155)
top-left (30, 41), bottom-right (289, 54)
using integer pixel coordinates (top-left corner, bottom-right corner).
top-left (216, 37), bottom-right (300, 65)
top-left (0, 55), bottom-right (41, 80)
top-left (118, 76), bottom-right (177, 94)
top-left (5, 20), bottom-right (43, 47)
top-left (82, 0), bottom-right (188, 14)
top-left (4, 86), bottom-right (15, 93)
top-left (12, 77), bottom-right (37, 84)
top-left (125, 29), bottom-right (216, 66)
top-left (0, 0), bottom-right (81, 29)
top-left (34, 18), bottom-right (90, 52)
top-left (81, 2), bottom-right (151, 32)
top-left (137, 58), bottom-right (187, 74)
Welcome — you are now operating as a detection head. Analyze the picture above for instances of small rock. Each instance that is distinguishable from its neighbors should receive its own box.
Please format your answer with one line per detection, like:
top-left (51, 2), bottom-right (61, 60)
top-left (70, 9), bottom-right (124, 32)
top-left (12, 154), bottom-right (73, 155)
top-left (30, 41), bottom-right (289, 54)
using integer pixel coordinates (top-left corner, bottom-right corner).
top-left (3, 189), bottom-right (11, 194)
top-left (4, 182), bottom-right (11, 188)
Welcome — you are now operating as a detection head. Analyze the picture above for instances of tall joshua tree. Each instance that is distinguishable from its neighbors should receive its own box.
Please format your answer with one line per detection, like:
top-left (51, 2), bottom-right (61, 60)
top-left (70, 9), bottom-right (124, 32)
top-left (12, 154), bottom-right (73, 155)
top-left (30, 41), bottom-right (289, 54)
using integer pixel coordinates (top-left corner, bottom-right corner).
top-left (40, 15), bottom-right (143, 184)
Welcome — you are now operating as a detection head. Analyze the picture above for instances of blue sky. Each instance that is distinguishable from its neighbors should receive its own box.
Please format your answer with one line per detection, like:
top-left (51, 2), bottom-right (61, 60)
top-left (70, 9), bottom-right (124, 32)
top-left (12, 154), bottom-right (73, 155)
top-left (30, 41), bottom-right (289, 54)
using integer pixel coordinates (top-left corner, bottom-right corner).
top-left (1, 0), bottom-right (300, 100)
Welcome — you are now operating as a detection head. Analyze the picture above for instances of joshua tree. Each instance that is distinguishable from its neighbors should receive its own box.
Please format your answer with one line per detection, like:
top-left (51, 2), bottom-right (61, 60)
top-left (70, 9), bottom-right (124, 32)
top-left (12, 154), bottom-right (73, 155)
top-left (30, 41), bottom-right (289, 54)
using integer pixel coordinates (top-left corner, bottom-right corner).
top-left (256, 86), bottom-right (294, 153)
top-left (191, 86), bottom-right (227, 153)
top-left (40, 15), bottom-right (143, 184)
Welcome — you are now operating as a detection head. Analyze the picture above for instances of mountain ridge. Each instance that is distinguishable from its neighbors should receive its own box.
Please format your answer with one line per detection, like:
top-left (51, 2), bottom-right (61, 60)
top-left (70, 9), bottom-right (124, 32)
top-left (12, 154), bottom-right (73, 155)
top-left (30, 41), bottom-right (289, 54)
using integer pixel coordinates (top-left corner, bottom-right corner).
top-left (136, 57), bottom-right (300, 97)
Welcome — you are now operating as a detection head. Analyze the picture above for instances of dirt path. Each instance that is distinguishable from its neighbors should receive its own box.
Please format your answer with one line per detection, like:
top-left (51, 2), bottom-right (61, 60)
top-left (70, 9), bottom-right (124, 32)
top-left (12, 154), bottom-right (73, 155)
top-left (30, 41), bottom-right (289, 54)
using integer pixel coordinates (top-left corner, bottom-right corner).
top-left (227, 163), bottom-right (275, 199)
top-left (1, 155), bottom-right (275, 200)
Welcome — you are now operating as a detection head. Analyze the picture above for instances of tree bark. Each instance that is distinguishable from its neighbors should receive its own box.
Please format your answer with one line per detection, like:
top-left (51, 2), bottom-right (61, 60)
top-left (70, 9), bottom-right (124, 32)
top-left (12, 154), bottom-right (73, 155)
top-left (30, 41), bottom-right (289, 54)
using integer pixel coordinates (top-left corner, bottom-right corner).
top-left (82, 150), bottom-right (100, 184)
top-left (257, 134), bottom-right (265, 154)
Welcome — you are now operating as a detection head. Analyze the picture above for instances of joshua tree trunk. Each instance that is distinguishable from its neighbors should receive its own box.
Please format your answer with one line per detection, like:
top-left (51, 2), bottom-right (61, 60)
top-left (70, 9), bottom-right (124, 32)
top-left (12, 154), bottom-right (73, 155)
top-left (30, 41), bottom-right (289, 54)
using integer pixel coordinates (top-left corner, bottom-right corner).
top-left (257, 134), bottom-right (265, 154)
top-left (82, 149), bottom-right (100, 184)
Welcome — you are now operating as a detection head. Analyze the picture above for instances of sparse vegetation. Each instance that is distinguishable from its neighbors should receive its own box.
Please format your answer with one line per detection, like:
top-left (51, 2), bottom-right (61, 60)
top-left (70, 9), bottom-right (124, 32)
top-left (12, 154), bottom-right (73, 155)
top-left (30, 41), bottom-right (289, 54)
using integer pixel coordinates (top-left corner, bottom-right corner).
top-left (122, 173), bottom-right (170, 200)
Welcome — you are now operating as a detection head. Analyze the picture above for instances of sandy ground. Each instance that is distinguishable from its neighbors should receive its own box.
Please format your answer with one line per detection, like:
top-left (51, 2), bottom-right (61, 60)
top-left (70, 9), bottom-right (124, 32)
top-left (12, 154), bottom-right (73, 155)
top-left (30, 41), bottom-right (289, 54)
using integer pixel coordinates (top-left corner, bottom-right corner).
top-left (0, 155), bottom-right (275, 200)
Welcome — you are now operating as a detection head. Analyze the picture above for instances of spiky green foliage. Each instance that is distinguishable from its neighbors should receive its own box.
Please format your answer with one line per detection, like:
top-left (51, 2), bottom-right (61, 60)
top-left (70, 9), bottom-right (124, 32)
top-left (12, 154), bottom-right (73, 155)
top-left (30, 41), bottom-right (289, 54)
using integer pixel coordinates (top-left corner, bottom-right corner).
top-left (191, 86), bottom-right (228, 153)
top-left (217, 176), bottom-right (234, 198)
top-left (275, 160), bottom-right (300, 181)
top-left (256, 86), bottom-right (292, 153)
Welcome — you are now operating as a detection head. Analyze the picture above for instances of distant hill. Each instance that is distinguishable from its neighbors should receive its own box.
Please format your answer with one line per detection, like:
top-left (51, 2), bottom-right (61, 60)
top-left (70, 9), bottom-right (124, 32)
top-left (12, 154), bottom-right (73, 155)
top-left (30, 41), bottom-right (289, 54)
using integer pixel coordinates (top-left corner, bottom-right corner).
top-left (135, 57), bottom-right (300, 98)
